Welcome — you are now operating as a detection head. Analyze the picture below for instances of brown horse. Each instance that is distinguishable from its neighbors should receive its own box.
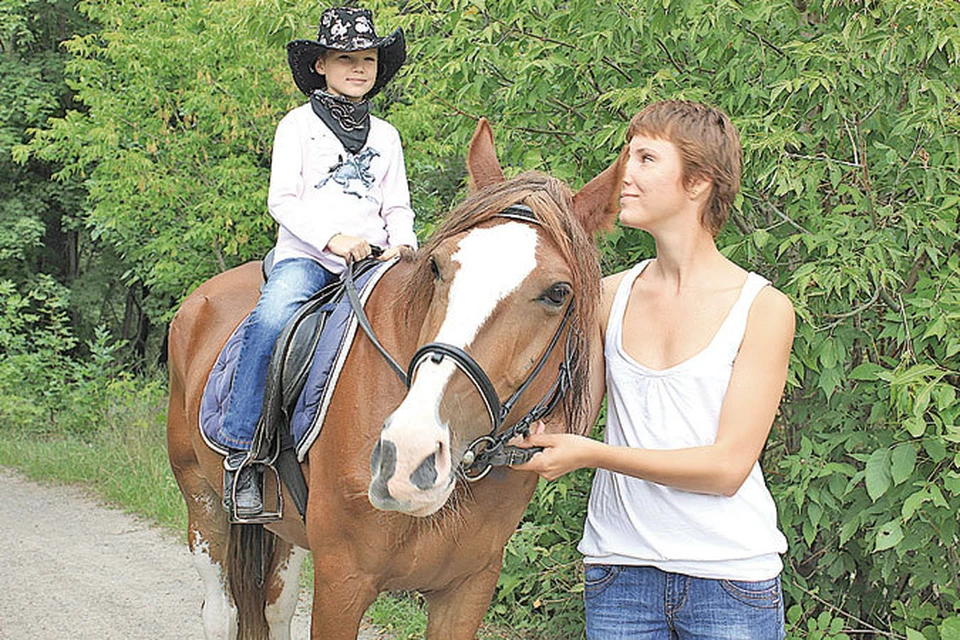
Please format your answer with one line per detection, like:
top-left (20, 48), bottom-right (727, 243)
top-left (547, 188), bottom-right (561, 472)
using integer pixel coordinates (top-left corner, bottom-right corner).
top-left (166, 119), bottom-right (622, 639)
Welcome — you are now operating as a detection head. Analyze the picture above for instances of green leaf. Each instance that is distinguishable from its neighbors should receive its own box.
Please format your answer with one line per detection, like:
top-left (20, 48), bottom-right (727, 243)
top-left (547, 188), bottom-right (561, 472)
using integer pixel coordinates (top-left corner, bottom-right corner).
top-left (839, 514), bottom-right (861, 546)
top-left (902, 489), bottom-right (930, 520)
top-left (753, 228), bottom-right (771, 249)
top-left (850, 362), bottom-right (885, 381)
top-left (944, 471), bottom-right (960, 496)
top-left (819, 337), bottom-right (838, 369)
top-left (818, 366), bottom-right (843, 401)
top-left (865, 448), bottom-right (892, 501)
top-left (904, 416), bottom-right (927, 438)
top-left (875, 520), bottom-right (904, 551)
top-left (941, 616), bottom-right (960, 640)
top-left (930, 485), bottom-right (949, 508)
top-left (891, 364), bottom-right (941, 386)
top-left (922, 315), bottom-right (948, 340)
top-left (924, 437), bottom-right (948, 462)
top-left (890, 443), bottom-right (917, 485)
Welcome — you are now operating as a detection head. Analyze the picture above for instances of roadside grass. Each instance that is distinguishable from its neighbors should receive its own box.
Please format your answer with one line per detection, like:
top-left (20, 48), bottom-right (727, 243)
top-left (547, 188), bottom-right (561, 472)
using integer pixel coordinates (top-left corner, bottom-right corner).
top-left (0, 375), bottom-right (187, 532)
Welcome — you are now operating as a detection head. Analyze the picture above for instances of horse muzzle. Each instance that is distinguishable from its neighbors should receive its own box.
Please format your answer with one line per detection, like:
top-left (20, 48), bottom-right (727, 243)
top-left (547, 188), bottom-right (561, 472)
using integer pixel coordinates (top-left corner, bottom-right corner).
top-left (368, 432), bottom-right (455, 516)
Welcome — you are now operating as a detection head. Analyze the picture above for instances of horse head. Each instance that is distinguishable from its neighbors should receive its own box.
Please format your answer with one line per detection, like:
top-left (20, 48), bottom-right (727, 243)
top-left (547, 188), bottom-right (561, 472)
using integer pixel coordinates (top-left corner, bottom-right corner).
top-left (368, 119), bottom-right (624, 516)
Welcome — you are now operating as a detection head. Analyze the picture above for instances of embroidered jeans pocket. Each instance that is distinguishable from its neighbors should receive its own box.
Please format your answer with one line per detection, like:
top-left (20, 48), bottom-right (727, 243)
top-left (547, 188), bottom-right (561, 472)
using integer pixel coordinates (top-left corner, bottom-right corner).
top-left (719, 577), bottom-right (782, 609)
top-left (583, 564), bottom-right (621, 600)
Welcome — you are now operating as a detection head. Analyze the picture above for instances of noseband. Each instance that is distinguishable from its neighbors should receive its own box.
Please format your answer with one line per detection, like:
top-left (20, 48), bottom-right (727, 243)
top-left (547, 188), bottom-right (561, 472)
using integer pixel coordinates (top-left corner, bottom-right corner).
top-left (344, 204), bottom-right (575, 481)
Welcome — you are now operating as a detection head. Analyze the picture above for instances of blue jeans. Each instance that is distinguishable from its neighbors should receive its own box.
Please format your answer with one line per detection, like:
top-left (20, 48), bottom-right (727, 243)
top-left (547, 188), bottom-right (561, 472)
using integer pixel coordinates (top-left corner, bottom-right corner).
top-left (217, 257), bottom-right (337, 449)
top-left (584, 565), bottom-right (785, 640)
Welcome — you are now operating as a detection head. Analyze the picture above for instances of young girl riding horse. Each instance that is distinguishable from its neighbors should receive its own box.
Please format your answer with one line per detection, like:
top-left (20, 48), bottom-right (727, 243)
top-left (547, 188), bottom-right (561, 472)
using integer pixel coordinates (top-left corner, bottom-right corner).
top-left (218, 7), bottom-right (417, 519)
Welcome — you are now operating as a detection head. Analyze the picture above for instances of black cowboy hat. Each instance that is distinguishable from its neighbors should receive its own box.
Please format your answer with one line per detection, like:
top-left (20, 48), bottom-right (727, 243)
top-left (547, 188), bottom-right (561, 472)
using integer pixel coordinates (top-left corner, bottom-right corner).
top-left (287, 7), bottom-right (406, 99)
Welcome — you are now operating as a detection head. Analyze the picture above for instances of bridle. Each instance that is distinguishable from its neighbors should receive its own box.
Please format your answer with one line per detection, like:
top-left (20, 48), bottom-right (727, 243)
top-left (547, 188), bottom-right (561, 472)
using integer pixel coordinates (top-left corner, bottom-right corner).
top-left (410, 298), bottom-right (573, 481)
top-left (344, 203), bottom-right (576, 481)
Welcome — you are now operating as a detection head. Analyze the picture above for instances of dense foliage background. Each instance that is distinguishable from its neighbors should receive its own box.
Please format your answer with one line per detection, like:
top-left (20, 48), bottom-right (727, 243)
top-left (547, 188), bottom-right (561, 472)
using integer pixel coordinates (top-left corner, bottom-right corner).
top-left (3, 0), bottom-right (959, 637)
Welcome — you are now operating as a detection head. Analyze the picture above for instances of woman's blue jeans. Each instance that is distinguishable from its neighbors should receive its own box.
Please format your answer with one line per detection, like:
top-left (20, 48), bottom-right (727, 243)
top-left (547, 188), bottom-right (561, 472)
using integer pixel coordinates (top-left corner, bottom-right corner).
top-left (584, 564), bottom-right (785, 639)
top-left (216, 257), bottom-right (337, 449)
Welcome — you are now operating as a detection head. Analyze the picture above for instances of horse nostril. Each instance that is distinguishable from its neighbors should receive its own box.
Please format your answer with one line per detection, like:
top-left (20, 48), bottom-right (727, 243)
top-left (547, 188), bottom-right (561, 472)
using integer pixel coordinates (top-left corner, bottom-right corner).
top-left (410, 450), bottom-right (438, 491)
top-left (370, 438), bottom-right (397, 480)
top-left (370, 439), bottom-right (381, 475)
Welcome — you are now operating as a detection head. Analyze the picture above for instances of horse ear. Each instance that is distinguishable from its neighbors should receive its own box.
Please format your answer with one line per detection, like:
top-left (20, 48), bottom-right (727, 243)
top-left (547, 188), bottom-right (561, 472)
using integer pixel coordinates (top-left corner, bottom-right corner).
top-left (572, 145), bottom-right (627, 235)
top-left (467, 117), bottom-right (505, 192)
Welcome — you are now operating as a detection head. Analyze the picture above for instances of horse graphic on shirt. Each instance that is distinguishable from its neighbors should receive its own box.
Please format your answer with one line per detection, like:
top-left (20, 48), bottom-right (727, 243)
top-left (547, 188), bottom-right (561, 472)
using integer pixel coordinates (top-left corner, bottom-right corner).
top-left (316, 148), bottom-right (380, 201)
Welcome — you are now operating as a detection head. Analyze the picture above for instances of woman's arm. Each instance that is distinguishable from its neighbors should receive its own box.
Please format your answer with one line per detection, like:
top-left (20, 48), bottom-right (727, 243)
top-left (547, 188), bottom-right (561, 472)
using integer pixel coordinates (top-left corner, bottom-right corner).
top-left (515, 286), bottom-right (795, 496)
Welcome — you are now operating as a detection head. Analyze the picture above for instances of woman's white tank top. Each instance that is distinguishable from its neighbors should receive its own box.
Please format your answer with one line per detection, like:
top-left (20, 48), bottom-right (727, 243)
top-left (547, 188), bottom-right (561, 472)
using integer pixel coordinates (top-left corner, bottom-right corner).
top-left (578, 259), bottom-right (787, 580)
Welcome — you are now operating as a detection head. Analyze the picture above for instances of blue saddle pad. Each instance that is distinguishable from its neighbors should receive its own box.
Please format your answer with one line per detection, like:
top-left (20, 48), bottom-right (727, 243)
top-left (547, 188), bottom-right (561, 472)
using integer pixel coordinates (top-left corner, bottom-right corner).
top-left (199, 260), bottom-right (395, 460)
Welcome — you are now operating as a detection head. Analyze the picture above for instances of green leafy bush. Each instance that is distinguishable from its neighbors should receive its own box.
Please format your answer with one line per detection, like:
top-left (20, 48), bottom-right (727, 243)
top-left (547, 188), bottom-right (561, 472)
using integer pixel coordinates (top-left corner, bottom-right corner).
top-left (12, 0), bottom-right (960, 638)
top-left (494, 469), bottom-right (594, 637)
top-left (0, 274), bottom-right (132, 436)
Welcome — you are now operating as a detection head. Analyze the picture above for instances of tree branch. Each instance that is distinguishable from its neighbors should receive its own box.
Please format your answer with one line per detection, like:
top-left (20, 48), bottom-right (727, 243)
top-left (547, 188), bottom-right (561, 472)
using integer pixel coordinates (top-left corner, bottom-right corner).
top-left (485, 14), bottom-right (632, 81)
top-left (417, 79), bottom-right (480, 122)
top-left (787, 578), bottom-right (906, 639)
top-left (785, 152), bottom-right (862, 168)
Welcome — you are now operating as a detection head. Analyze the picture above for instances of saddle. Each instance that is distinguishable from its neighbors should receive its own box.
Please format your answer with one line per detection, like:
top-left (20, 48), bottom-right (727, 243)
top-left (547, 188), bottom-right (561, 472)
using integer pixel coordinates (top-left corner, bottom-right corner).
top-left (242, 253), bottom-right (387, 523)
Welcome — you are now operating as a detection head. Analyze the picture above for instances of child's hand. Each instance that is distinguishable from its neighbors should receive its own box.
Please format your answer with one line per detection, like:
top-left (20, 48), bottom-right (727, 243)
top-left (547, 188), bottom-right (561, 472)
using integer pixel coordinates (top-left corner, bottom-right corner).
top-left (327, 234), bottom-right (372, 262)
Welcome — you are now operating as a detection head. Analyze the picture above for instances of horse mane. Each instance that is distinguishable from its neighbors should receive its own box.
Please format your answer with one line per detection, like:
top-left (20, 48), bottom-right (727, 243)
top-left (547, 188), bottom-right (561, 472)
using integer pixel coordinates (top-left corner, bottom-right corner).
top-left (401, 171), bottom-right (601, 437)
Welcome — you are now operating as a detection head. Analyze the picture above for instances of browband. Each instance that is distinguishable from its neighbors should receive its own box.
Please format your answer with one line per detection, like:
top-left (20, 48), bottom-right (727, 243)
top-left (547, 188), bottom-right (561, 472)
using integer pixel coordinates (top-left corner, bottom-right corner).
top-left (496, 203), bottom-right (540, 225)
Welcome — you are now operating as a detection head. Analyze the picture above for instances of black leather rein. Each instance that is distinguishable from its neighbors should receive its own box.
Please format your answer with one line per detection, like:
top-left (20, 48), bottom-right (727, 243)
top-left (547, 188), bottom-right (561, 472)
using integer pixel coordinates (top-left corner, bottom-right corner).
top-left (343, 203), bottom-right (575, 481)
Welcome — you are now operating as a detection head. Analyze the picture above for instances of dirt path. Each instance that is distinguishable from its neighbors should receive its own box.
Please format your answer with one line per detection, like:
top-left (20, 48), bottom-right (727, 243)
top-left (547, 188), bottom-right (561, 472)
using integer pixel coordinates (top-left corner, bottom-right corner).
top-left (0, 469), bottom-right (386, 639)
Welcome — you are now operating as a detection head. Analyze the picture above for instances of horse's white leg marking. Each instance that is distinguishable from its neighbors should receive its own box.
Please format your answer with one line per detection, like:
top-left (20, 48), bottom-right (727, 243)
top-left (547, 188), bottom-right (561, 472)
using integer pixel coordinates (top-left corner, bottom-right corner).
top-left (191, 529), bottom-right (238, 640)
top-left (265, 546), bottom-right (308, 640)
top-left (380, 223), bottom-right (539, 505)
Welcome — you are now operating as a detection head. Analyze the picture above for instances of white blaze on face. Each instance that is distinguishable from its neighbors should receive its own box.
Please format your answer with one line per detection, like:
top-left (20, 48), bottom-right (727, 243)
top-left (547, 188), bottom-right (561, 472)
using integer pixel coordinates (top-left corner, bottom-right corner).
top-left (400, 222), bottom-right (539, 412)
top-left (379, 222), bottom-right (539, 502)
top-left (439, 222), bottom-right (540, 345)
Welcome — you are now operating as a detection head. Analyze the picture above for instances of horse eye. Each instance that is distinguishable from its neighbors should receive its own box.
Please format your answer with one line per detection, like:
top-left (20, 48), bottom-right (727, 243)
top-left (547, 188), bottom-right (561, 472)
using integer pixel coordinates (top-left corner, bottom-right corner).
top-left (539, 283), bottom-right (571, 307)
top-left (429, 256), bottom-right (441, 281)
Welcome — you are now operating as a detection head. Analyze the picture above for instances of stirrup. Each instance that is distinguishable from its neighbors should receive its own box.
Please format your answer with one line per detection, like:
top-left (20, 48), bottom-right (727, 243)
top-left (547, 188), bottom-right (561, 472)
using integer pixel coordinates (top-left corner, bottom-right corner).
top-left (224, 453), bottom-right (283, 524)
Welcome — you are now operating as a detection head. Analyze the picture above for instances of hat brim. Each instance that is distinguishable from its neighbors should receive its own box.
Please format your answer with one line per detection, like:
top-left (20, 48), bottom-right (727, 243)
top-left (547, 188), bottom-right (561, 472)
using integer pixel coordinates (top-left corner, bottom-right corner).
top-left (286, 28), bottom-right (406, 99)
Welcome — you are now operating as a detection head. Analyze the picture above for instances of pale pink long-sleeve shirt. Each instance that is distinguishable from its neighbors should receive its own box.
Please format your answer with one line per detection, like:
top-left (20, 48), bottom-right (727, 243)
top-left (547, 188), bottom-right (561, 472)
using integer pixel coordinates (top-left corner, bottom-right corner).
top-left (267, 102), bottom-right (418, 274)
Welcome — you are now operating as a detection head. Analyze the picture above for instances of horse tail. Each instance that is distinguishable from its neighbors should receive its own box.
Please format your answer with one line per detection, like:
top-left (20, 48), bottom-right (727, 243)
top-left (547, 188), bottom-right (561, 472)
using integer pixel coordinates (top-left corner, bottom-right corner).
top-left (226, 522), bottom-right (277, 639)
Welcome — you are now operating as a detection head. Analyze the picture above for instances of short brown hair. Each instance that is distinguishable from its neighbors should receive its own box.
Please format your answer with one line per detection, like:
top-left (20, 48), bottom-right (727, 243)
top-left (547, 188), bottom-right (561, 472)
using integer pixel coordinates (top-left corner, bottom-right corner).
top-left (626, 100), bottom-right (741, 236)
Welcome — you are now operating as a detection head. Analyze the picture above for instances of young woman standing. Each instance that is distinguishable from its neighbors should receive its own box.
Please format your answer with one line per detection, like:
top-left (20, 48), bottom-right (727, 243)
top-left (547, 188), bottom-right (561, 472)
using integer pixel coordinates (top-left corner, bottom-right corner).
top-left (515, 100), bottom-right (794, 639)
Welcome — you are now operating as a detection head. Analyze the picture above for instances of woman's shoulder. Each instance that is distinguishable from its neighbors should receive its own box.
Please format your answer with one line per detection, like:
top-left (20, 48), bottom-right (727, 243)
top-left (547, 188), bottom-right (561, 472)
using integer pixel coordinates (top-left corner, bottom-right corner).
top-left (598, 263), bottom-right (646, 331)
top-left (752, 279), bottom-right (794, 314)
top-left (601, 268), bottom-right (634, 305)
top-left (755, 283), bottom-right (794, 315)
top-left (746, 282), bottom-right (796, 342)
top-left (601, 260), bottom-right (651, 297)
top-left (601, 270), bottom-right (630, 293)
